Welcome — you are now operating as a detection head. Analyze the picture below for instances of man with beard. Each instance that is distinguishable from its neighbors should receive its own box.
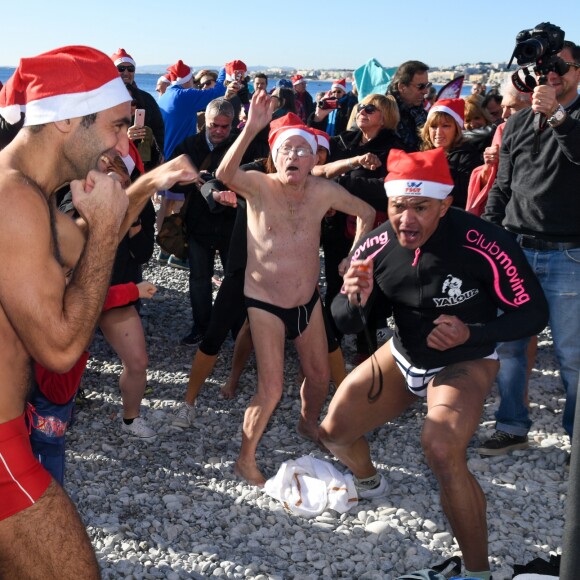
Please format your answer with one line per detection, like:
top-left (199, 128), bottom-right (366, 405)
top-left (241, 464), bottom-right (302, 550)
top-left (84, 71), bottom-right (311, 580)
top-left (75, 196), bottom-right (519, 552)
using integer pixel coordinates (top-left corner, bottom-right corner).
top-left (0, 45), bottom-right (195, 577)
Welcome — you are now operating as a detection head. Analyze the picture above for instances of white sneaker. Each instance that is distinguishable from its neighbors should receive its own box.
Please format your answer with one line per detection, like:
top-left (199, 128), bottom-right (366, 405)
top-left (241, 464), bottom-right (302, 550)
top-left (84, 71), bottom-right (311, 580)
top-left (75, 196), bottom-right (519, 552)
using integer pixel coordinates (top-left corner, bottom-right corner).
top-left (355, 474), bottom-right (389, 500)
top-left (121, 417), bottom-right (157, 440)
top-left (171, 402), bottom-right (195, 429)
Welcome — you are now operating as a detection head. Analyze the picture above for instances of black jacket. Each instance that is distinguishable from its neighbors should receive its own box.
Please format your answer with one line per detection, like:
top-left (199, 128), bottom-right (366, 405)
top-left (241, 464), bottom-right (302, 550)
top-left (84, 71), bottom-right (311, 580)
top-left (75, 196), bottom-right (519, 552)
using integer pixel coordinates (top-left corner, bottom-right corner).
top-left (136, 86), bottom-right (165, 156)
top-left (330, 128), bottom-right (405, 211)
top-left (387, 92), bottom-right (427, 152)
top-left (170, 130), bottom-right (267, 243)
top-left (483, 97), bottom-right (580, 242)
top-left (446, 141), bottom-right (483, 210)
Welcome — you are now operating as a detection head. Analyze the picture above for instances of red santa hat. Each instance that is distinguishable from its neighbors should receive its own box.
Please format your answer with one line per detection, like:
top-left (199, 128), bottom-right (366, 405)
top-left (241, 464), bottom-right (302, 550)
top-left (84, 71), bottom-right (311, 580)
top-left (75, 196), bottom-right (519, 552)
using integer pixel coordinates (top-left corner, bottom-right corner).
top-left (167, 60), bottom-right (193, 86)
top-left (157, 74), bottom-right (171, 86)
top-left (384, 148), bottom-right (454, 200)
top-left (427, 97), bottom-right (464, 129)
top-left (268, 112), bottom-right (318, 160)
top-left (291, 74), bottom-right (307, 86)
top-left (311, 128), bottom-right (330, 152)
top-left (225, 60), bottom-right (247, 82)
top-left (331, 78), bottom-right (347, 92)
top-left (111, 48), bottom-right (136, 67)
top-left (0, 45), bottom-right (131, 126)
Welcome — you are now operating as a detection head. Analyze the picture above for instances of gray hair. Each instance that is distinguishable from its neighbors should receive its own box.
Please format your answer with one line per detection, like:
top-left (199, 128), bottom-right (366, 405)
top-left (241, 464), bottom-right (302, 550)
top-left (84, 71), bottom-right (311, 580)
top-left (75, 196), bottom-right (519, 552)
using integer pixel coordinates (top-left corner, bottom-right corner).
top-left (500, 77), bottom-right (531, 104)
top-left (205, 98), bottom-right (234, 119)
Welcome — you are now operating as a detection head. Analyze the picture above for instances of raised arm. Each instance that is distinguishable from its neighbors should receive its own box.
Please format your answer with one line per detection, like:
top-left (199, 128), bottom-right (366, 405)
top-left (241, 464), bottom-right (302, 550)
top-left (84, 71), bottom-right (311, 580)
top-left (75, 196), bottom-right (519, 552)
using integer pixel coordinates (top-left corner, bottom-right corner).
top-left (215, 90), bottom-right (277, 198)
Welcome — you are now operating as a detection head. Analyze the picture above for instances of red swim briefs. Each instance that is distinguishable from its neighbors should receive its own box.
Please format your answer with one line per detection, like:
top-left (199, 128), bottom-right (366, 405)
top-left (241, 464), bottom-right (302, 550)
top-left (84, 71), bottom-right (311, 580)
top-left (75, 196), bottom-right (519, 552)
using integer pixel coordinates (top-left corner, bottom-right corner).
top-left (0, 413), bottom-right (52, 520)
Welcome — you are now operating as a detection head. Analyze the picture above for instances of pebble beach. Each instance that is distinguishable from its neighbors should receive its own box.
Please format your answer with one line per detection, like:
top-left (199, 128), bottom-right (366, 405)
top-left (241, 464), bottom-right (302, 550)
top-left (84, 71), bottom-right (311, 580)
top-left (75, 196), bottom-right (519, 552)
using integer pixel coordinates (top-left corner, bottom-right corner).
top-left (65, 249), bottom-right (570, 580)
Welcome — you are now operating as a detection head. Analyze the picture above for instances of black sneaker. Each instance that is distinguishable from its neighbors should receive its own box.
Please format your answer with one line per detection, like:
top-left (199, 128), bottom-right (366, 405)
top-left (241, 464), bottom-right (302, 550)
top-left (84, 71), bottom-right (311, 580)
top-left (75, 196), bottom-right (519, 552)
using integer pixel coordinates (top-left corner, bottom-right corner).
top-left (478, 431), bottom-right (529, 456)
top-left (180, 330), bottom-right (204, 346)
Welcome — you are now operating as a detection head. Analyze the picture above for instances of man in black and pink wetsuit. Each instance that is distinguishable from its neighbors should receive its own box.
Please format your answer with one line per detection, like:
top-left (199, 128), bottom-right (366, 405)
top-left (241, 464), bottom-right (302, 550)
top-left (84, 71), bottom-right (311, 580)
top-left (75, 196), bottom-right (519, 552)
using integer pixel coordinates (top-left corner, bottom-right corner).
top-left (320, 148), bottom-right (548, 580)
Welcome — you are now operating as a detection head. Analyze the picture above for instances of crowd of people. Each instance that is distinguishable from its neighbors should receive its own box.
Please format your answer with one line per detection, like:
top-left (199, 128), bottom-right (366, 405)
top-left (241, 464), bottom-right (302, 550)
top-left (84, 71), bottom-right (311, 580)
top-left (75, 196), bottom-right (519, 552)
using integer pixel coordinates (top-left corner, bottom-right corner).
top-left (0, 40), bottom-right (579, 579)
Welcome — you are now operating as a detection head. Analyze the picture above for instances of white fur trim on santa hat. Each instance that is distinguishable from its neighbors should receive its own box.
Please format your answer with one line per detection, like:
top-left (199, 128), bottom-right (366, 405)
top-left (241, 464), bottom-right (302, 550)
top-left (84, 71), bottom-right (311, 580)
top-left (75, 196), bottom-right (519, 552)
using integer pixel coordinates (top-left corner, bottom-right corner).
top-left (428, 104), bottom-right (464, 129)
top-left (315, 133), bottom-right (330, 151)
top-left (157, 75), bottom-right (171, 85)
top-left (0, 103), bottom-right (23, 125)
top-left (23, 77), bottom-right (131, 126)
top-left (112, 50), bottom-right (136, 67)
top-left (171, 70), bottom-right (193, 86)
top-left (271, 128), bottom-right (318, 161)
top-left (114, 56), bottom-right (136, 67)
top-left (122, 153), bottom-right (135, 175)
top-left (384, 178), bottom-right (453, 200)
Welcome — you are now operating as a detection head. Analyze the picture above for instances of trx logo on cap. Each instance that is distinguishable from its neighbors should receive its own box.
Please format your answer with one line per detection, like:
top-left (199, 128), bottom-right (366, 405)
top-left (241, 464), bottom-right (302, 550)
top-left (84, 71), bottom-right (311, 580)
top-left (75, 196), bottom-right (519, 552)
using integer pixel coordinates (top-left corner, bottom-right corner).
top-left (405, 182), bottom-right (423, 194)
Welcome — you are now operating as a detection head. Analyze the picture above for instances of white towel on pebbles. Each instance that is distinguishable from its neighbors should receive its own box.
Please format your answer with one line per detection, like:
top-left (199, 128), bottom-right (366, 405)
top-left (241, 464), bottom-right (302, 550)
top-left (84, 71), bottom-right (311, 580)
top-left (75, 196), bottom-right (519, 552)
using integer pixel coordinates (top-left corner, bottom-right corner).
top-left (263, 456), bottom-right (358, 517)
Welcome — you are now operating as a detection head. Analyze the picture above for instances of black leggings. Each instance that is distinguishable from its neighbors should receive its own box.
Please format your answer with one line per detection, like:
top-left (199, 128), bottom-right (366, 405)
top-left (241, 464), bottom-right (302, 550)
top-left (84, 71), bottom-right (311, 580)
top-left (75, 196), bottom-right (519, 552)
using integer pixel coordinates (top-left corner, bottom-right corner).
top-left (198, 269), bottom-right (246, 356)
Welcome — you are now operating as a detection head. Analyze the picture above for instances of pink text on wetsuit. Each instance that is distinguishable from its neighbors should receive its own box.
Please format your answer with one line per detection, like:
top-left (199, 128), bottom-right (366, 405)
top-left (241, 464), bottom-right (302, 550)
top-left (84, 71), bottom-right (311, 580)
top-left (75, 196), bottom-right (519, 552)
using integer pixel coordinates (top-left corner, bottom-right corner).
top-left (352, 231), bottom-right (390, 262)
top-left (465, 229), bottom-right (530, 306)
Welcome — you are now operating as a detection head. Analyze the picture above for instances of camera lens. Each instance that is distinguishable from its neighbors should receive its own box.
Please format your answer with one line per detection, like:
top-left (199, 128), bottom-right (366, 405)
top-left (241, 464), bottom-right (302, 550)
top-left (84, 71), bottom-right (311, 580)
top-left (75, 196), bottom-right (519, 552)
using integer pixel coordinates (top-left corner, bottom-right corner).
top-left (515, 38), bottom-right (548, 65)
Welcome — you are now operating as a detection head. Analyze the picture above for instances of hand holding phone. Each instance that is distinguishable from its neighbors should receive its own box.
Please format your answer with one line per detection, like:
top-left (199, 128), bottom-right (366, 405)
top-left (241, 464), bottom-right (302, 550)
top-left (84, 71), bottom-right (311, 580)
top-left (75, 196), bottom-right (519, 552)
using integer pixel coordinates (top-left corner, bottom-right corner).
top-left (134, 109), bottom-right (146, 127)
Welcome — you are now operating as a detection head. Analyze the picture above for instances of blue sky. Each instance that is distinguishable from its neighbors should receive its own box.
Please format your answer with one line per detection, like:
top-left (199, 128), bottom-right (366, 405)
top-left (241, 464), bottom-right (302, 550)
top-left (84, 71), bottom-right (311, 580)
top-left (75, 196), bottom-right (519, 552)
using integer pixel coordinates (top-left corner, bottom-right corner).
top-left (3, 1), bottom-right (580, 69)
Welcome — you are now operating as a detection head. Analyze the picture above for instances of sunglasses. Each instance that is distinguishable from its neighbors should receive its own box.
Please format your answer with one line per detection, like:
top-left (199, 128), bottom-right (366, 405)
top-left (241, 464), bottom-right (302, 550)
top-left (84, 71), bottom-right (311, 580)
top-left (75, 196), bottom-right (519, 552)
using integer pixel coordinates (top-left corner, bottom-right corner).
top-left (551, 58), bottom-right (580, 76)
top-left (201, 80), bottom-right (215, 87)
top-left (409, 82), bottom-right (432, 90)
top-left (117, 65), bottom-right (135, 73)
top-left (357, 103), bottom-right (379, 114)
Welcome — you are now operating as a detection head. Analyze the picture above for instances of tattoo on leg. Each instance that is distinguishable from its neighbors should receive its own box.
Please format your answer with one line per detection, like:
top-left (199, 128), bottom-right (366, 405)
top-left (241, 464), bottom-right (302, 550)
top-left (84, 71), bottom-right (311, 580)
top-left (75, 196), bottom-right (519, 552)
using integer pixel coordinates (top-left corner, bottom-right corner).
top-left (432, 364), bottom-right (470, 386)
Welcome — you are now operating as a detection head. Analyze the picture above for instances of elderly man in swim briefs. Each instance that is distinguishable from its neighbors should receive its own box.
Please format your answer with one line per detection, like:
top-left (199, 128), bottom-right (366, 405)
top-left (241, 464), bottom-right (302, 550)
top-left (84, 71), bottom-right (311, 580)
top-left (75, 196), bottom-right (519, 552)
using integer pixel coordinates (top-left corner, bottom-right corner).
top-left (319, 148), bottom-right (548, 580)
top-left (216, 91), bottom-right (376, 487)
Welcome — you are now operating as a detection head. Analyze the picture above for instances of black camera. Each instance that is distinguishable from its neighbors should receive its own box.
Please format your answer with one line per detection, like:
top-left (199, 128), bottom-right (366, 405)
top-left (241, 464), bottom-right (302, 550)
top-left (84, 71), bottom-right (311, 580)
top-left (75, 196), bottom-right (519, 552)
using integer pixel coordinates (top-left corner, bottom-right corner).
top-left (510, 22), bottom-right (565, 67)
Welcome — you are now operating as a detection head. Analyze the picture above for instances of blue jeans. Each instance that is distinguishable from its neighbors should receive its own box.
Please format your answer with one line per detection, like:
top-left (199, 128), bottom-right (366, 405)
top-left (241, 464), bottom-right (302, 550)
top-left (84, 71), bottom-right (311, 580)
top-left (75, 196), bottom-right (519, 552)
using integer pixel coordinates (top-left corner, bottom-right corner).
top-left (496, 247), bottom-right (580, 437)
top-left (187, 236), bottom-right (229, 335)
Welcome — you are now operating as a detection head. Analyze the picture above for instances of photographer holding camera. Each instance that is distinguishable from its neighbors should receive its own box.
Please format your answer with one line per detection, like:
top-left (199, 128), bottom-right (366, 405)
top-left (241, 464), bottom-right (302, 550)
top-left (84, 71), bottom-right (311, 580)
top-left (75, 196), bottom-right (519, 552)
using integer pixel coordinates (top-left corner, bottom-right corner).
top-left (308, 78), bottom-right (358, 137)
top-left (482, 30), bottom-right (580, 456)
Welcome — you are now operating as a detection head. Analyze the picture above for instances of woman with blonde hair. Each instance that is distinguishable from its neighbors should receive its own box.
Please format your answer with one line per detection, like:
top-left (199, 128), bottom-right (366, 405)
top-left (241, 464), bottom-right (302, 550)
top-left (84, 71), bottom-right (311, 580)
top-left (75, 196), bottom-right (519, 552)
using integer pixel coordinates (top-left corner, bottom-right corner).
top-left (464, 94), bottom-right (492, 130)
top-left (420, 98), bottom-right (481, 209)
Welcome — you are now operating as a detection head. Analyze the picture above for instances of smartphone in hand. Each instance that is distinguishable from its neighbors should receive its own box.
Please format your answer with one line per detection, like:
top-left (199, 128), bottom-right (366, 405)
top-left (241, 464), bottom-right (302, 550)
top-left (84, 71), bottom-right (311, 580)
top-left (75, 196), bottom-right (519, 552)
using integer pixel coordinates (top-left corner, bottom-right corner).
top-left (134, 109), bottom-right (146, 127)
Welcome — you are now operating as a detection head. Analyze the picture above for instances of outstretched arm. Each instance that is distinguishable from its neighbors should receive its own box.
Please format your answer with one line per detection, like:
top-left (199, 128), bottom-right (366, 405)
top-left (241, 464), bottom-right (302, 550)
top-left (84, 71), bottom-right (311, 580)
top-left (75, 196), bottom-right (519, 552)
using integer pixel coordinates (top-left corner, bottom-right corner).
top-left (215, 90), bottom-right (277, 198)
top-left (121, 155), bottom-right (198, 236)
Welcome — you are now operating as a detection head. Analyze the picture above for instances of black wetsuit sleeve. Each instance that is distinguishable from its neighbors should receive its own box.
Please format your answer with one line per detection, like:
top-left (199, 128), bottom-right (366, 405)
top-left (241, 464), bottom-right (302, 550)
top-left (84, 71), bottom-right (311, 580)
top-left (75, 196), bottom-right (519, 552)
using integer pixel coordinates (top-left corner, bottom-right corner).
top-left (463, 235), bottom-right (549, 346)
